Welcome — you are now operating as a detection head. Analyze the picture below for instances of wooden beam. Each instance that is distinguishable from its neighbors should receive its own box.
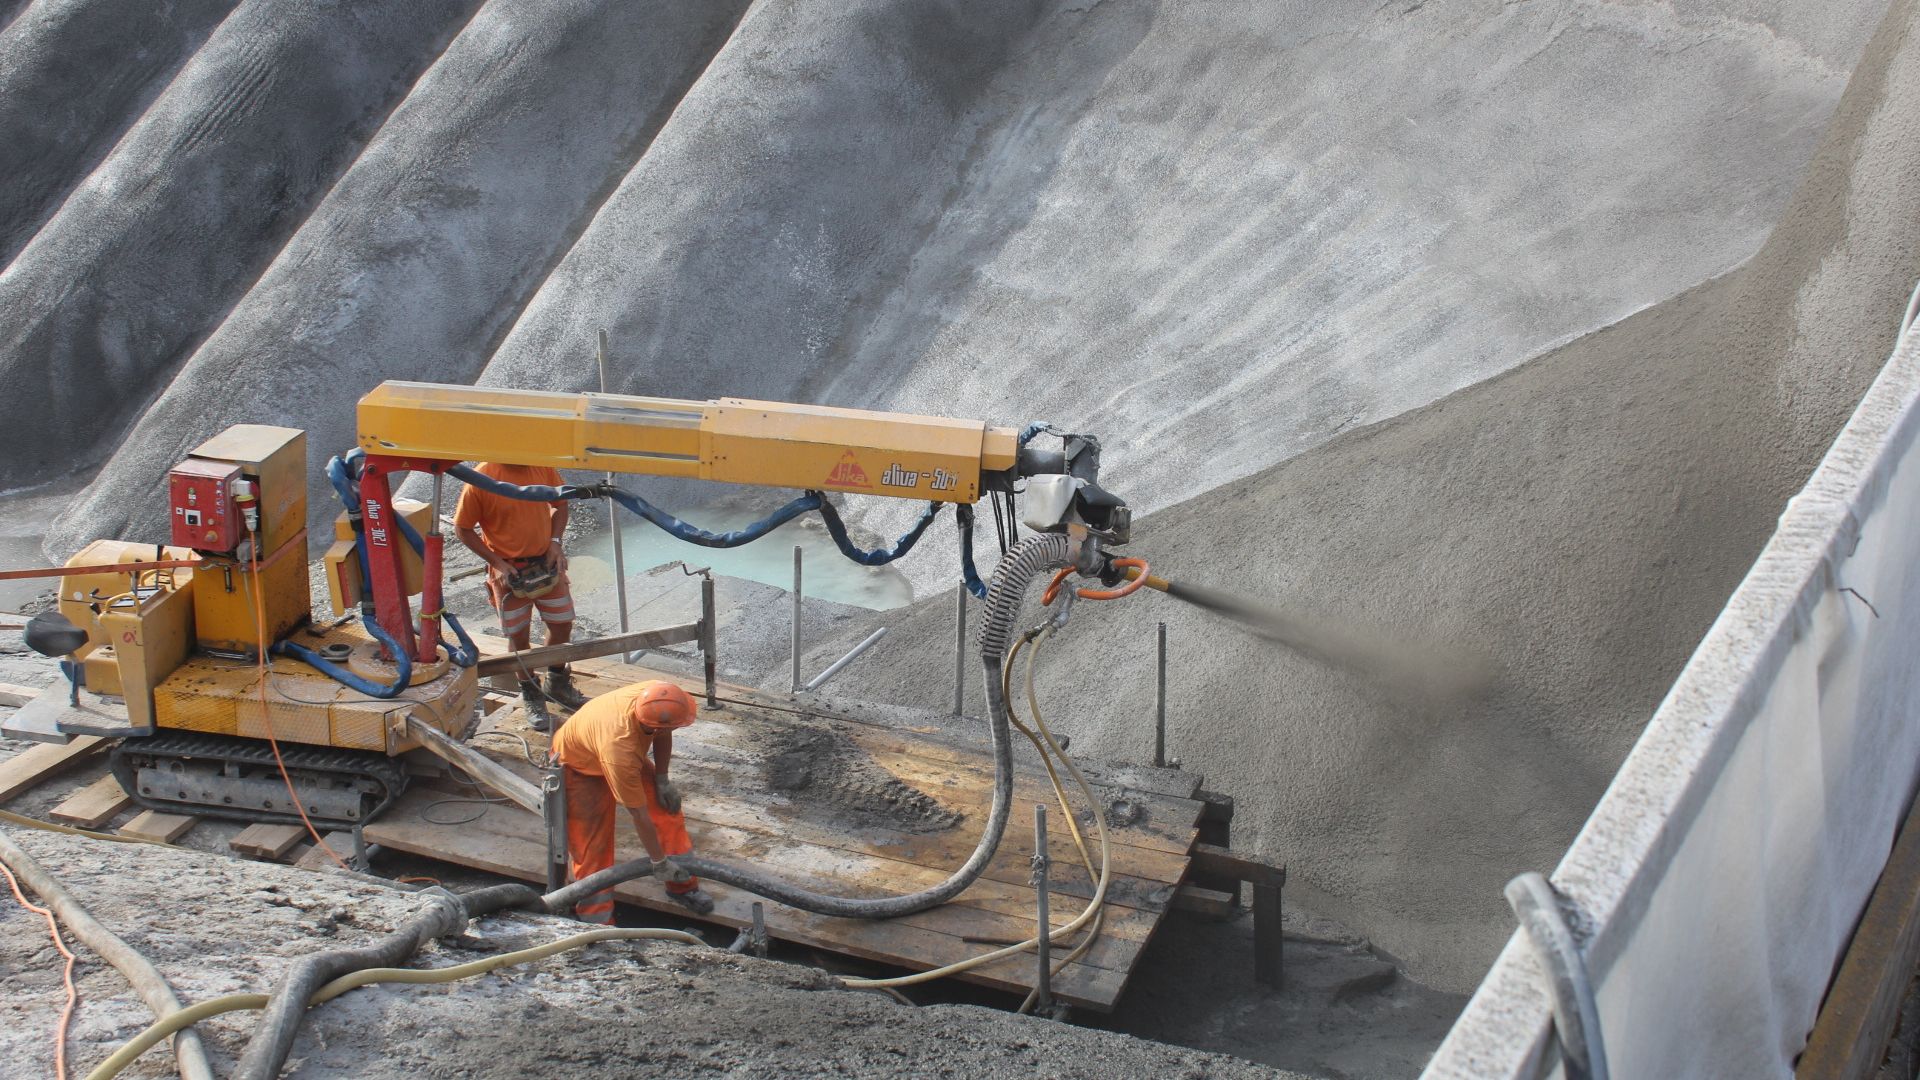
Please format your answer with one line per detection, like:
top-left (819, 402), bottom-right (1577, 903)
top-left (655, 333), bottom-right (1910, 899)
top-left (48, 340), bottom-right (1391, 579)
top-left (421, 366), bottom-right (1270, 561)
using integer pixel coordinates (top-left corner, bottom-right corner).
top-left (1189, 842), bottom-right (1286, 888)
top-left (49, 774), bottom-right (133, 828)
top-left (0, 736), bottom-right (106, 802)
top-left (1798, 792), bottom-right (1920, 1079)
top-left (406, 714), bottom-right (543, 814)
top-left (231, 823), bottom-right (306, 860)
top-left (0, 682), bottom-right (43, 708)
top-left (1172, 883), bottom-right (1238, 919)
top-left (475, 623), bottom-right (699, 678)
top-left (118, 810), bottom-right (198, 844)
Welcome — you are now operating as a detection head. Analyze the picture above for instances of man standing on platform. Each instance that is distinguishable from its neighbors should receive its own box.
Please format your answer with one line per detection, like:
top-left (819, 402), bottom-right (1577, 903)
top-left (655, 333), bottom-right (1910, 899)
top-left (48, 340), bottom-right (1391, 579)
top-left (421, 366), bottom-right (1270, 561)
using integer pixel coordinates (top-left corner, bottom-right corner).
top-left (453, 461), bottom-right (590, 730)
top-left (549, 679), bottom-right (714, 919)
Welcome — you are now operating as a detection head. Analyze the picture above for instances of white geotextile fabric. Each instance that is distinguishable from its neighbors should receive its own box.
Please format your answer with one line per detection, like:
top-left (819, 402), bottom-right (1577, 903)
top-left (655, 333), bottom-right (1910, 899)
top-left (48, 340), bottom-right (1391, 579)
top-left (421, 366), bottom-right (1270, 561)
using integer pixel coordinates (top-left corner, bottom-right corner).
top-left (1427, 303), bottom-right (1920, 1079)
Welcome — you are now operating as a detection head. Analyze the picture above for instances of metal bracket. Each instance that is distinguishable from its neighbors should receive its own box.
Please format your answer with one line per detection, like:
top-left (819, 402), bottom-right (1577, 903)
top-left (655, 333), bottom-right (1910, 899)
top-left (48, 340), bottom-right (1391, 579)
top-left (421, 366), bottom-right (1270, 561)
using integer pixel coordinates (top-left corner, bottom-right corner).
top-left (1505, 872), bottom-right (1610, 1080)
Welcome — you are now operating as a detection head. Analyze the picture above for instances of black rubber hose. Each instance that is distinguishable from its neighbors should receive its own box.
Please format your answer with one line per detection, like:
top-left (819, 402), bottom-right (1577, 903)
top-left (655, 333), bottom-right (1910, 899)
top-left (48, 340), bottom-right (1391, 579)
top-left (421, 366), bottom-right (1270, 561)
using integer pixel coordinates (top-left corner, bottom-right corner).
top-left (233, 890), bottom-right (467, 1080)
top-left (534, 533), bottom-right (1076, 921)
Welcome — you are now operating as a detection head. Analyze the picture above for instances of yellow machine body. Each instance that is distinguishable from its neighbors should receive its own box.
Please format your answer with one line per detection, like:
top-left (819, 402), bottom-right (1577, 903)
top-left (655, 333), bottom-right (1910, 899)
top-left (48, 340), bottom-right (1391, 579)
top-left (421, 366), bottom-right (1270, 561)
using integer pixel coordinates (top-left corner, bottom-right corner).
top-left (323, 499), bottom-right (432, 618)
top-left (152, 624), bottom-right (475, 754)
top-left (56, 540), bottom-right (199, 731)
top-left (358, 381), bottom-right (1022, 505)
top-left (181, 426), bottom-right (313, 655)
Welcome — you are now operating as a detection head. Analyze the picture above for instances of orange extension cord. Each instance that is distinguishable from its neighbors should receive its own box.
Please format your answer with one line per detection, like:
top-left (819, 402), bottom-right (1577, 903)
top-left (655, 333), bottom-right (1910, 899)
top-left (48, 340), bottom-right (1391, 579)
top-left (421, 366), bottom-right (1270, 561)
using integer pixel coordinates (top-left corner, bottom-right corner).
top-left (2, 858), bottom-right (78, 1080)
top-left (248, 531), bottom-right (352, 872)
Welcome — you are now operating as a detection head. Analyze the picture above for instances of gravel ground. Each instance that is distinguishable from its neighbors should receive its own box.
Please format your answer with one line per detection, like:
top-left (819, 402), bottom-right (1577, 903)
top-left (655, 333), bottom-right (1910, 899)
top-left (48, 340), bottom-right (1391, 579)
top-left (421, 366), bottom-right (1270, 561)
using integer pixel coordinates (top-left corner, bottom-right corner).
top-left (0, 829), bottom-right (1297, 1079)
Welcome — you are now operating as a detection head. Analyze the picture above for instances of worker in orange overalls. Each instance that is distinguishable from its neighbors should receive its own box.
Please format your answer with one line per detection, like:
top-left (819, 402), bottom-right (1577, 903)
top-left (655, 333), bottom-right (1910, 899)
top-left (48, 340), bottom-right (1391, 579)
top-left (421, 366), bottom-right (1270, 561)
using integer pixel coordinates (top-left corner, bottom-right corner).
top-left (453, 461), bottom-right (589, 730)
top-left (549, 679), bottom-right (714, 920)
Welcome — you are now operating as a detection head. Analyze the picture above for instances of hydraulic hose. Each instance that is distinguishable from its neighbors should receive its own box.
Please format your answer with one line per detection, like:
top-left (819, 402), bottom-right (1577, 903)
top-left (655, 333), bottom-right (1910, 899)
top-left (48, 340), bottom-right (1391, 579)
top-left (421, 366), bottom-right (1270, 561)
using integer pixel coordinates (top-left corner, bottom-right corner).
top-left (94, 926), bottom-right (708, 1080)
top-left (269, 613), bottom-right (413, 699)
top-left (0, 831), bottom-right (215, 1080)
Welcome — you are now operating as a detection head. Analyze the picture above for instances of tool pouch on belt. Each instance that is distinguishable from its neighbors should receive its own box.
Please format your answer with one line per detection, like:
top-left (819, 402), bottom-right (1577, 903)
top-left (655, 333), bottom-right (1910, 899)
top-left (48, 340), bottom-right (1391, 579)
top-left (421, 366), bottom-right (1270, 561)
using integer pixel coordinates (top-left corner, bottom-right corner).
top-left (504, 557), bottom-right (559, 600)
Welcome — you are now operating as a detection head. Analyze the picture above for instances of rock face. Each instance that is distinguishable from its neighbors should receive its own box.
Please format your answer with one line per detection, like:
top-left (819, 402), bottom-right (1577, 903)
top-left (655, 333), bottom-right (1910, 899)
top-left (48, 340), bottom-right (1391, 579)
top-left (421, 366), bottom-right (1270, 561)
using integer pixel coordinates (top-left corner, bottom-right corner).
top-left (37, 0), bottom-right (1887, 558)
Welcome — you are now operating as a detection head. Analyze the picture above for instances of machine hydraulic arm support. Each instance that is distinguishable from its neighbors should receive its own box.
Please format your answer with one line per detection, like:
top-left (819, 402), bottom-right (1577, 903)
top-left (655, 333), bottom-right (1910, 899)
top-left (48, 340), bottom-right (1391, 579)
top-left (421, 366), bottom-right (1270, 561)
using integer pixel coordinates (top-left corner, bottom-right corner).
top-left (351, 381), bottom-right (1130, 663)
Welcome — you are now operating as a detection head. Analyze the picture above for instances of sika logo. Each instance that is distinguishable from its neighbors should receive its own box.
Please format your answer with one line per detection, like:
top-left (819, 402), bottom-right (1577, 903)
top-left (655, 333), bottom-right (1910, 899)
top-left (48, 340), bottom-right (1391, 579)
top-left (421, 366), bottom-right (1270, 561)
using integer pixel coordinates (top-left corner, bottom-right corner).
top-left (825, 451), bottom-right (872, 489)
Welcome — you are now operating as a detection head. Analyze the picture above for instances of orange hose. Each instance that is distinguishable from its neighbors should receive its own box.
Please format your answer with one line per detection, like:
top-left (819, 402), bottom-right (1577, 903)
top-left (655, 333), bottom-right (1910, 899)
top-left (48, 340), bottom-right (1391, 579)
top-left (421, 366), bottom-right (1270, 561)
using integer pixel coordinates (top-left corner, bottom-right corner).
top-left (1042, 558), bottom-right (1153, 605)
top-left (2, 858), bottom-right (78, 1080)
top-left (248, 531), bottom-right (352, 872)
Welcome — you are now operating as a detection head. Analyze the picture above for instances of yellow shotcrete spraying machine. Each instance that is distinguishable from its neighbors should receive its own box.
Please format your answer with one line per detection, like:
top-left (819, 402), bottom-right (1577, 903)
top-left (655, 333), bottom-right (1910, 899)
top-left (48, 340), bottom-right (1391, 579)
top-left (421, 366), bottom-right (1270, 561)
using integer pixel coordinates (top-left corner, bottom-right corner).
top-left (17, 381), bottom-right (1139, 832)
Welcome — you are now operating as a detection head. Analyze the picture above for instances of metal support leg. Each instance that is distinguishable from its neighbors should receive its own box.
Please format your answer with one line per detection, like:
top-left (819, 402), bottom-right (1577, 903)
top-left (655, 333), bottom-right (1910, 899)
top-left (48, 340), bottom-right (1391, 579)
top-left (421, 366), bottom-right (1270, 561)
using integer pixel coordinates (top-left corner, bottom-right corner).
top-left (543, 769), bottom-right (569, 895)
top-left (351, 824), bottom-right (371, 873)
top-left (790, 546), bottom-right (803, 696)
top-left (1032, 803), bottom-right (1052, 1014)
top-left (700, 573), bottom-right (719, 710)
top-left (1154, 621), bottom-right (1167, 768)
top-left (1253, 881), bottom-right (1283, 988)
top-left (952, 586), bottom-right (968, 717)
top-left (598, 330), bottom-right (633, 660)
top-left (751, 901), bottom-right (768, 958)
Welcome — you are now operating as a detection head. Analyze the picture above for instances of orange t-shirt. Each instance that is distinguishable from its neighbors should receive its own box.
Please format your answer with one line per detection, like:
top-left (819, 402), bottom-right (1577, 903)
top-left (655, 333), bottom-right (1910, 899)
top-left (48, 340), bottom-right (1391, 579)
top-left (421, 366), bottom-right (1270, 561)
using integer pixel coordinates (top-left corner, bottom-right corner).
top-left (550, 682), bottom-right (660, 809)
top-left (452, 463), bottom-right (565, 560)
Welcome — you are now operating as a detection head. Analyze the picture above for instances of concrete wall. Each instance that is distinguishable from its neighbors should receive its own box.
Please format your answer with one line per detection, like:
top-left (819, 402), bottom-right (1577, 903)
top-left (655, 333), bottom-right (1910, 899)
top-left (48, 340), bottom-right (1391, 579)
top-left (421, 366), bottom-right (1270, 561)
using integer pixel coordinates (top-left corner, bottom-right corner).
top-left (1426, 278), bottom-right (1920, 1079)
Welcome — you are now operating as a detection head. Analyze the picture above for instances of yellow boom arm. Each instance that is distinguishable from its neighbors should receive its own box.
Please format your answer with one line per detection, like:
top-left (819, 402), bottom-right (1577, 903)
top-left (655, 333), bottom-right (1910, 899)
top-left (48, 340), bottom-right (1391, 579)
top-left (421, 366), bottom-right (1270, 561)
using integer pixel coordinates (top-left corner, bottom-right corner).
top-left (358, 381), bottom-right (1022, 504)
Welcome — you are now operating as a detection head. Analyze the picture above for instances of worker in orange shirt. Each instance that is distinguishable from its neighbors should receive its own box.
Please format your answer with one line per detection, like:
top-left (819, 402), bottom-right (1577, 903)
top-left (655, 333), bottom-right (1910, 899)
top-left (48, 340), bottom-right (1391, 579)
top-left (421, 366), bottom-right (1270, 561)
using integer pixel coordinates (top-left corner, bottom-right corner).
top-left (453, 461), bottom-right (589, 730)
top-left (550, 679), bottom-right (714, 920)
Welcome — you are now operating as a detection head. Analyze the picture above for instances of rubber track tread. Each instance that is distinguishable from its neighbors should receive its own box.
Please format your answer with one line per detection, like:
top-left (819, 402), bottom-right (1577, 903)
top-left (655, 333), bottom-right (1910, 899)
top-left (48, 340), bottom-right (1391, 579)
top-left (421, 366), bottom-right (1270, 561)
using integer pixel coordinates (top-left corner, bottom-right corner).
top-left (109, 730), bottom-right (408, 829)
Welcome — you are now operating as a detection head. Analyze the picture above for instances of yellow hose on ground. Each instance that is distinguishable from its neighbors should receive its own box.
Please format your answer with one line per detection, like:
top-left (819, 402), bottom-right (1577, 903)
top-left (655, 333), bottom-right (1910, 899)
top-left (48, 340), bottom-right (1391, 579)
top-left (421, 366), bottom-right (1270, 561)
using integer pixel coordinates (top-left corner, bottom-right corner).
top-left (84, 927), bottom-right (708, 1080)
top-left (0, 808), bottom-right (170, 846)
top-left (841, 625), bottom-right (1112, 991)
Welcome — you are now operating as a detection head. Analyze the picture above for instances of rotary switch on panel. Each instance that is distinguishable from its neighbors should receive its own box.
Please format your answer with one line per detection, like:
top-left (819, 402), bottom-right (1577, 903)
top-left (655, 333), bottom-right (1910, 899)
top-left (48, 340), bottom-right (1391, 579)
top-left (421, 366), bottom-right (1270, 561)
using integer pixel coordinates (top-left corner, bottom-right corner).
top-left (168, 459), bottom-right (245, 552)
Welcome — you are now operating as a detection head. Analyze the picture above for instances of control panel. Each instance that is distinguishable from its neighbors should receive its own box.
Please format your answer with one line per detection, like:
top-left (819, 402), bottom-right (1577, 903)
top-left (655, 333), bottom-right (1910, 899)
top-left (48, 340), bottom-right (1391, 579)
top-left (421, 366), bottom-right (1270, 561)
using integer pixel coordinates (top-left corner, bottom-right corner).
top-left (168, 459), bottom-right (244, 551)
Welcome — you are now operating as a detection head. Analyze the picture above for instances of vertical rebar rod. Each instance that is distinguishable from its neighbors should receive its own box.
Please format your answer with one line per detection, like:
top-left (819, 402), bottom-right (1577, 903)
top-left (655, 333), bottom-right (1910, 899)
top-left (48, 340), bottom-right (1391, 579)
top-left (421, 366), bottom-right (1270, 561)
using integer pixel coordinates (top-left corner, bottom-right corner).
top-left (597, 329), bottom-right (633, 659)
top-left (700, 573), bottom-right (719, 710)
top-left (952, 586), bottom-right (967, 717)
top-left (790, 546), bottom-right (803, 695)
top-left (1032, 802), bottom-right (1052, 1013)
top-left (1155, 621), bottom-right (1167, 768)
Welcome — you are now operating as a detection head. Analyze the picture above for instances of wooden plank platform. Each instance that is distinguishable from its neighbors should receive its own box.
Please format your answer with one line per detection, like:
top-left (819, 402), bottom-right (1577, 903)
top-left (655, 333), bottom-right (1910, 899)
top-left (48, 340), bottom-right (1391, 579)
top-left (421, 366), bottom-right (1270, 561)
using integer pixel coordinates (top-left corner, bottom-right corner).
top-left (119, 810), bottom-right (199, 844)
top-left (0, 735), bottom-right (106, 801)
top-left (49, 774), bottom-right (133, 828)
top-left (232, 823), bottom-right (307, 860)
top-left (368, 656), bottom-right (1202, 1011)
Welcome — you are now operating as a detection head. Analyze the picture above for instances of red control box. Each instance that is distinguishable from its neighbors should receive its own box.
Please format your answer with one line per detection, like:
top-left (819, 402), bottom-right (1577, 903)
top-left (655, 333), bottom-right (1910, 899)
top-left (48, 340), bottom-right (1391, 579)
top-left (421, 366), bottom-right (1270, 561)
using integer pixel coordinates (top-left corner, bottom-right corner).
top-left (168, 459), bottom-right (244, 551)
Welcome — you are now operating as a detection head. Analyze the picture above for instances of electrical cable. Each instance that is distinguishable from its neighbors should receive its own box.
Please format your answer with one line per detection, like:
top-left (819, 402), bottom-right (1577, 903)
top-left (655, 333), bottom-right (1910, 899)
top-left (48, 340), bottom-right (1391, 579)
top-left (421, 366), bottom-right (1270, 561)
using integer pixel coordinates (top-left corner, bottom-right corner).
top-left (86, 927), bottom-right (707, 1080)
top-left (2, 853), bottom-right (78, 1080)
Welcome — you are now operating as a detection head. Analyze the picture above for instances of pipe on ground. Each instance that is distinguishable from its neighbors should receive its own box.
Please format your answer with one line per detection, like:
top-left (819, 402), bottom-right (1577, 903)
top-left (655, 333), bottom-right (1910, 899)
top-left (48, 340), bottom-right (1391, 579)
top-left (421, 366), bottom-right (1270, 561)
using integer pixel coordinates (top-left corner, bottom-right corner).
top-left (0, 831), bottom-right (215, 1080)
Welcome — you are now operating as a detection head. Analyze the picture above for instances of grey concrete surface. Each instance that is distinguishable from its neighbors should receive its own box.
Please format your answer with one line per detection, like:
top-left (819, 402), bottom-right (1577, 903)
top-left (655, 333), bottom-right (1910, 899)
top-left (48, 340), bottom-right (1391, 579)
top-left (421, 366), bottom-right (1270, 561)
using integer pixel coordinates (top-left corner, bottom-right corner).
top-left (0, 830), bottom-right (1294, 1079)
top-left (463, 0), bottom-right (1885, 599)
top-left (0, 0), bottom-right (238, 268)
top-left (807, 0), bottom-right (1920, 991)
top-left (50, 0), bottom-right (751, 549)
top-left (0, 0), bottom-right (480, 492)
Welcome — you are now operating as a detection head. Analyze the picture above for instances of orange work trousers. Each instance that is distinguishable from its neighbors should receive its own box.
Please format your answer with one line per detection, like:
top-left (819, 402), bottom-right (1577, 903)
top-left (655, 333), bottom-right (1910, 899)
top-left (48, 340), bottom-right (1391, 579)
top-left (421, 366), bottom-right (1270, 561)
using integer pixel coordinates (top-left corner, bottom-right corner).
top-left (562, 764), bottom-right (697, 925)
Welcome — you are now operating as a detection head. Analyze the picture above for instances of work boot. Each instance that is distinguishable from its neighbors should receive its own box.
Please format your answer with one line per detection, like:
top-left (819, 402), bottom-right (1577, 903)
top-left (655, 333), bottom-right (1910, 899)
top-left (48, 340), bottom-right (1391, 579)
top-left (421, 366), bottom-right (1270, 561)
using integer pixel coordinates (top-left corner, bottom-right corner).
top-left (668, 887), bottom-right (715, 916)
top-left (544, 667), bottom-right (589, 712)
top-left (520, 680), bottom-right (553, 734)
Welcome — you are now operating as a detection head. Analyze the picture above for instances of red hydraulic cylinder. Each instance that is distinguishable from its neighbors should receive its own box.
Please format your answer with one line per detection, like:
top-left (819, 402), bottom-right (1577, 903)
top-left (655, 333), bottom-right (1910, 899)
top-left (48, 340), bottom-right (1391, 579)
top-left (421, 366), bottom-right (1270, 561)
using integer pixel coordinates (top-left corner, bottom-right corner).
top-left (357, 457), bottom-right (418, 661)
top-left (418, 528), bottom-right (445, 666)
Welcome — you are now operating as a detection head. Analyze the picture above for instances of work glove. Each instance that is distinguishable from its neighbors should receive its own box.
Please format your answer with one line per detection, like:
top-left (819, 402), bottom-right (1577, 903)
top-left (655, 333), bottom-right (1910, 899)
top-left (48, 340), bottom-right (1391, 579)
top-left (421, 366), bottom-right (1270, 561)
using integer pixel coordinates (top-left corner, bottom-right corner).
top-left (656, 857), bottom-right (692, 885)
top-left (655, 778), bottom-right (683, 815)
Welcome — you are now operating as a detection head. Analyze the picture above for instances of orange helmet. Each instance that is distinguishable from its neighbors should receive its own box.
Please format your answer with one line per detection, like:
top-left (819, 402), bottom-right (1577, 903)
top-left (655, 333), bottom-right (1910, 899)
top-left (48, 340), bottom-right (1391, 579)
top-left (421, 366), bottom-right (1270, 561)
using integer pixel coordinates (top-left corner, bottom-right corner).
top-left (632, 681), bottom-right (696, 732)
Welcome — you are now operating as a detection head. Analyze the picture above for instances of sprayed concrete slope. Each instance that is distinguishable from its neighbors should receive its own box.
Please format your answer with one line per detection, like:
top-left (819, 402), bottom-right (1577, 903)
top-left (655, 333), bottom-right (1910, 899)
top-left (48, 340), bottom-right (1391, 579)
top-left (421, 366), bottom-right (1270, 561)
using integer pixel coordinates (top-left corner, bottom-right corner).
top-left (812, 0), bottom-right (1920, 990)
top-left (466, 0), bottom-right (1883, 586)
top-left (43, 0), bottom-right (1887, 558)
top-left (0, 831), bottom-right (1290, 1079)
top-left (0, 0), bottom-right (238, 267)
top-left (54, 0), bottom-right (751, 544)
top-left (0, 0), bottom-right (480, 492)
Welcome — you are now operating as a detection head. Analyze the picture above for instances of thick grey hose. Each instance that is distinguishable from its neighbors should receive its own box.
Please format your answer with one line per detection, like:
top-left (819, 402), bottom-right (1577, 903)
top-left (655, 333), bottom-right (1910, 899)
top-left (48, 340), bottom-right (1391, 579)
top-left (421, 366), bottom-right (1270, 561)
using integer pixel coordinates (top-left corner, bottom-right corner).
top-left (541, 532), bottom-right (1076, 921)
top-left (234, 889), bottom-right (467, 1080)
top-left (0, 830), bottom-right (216, 1080)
